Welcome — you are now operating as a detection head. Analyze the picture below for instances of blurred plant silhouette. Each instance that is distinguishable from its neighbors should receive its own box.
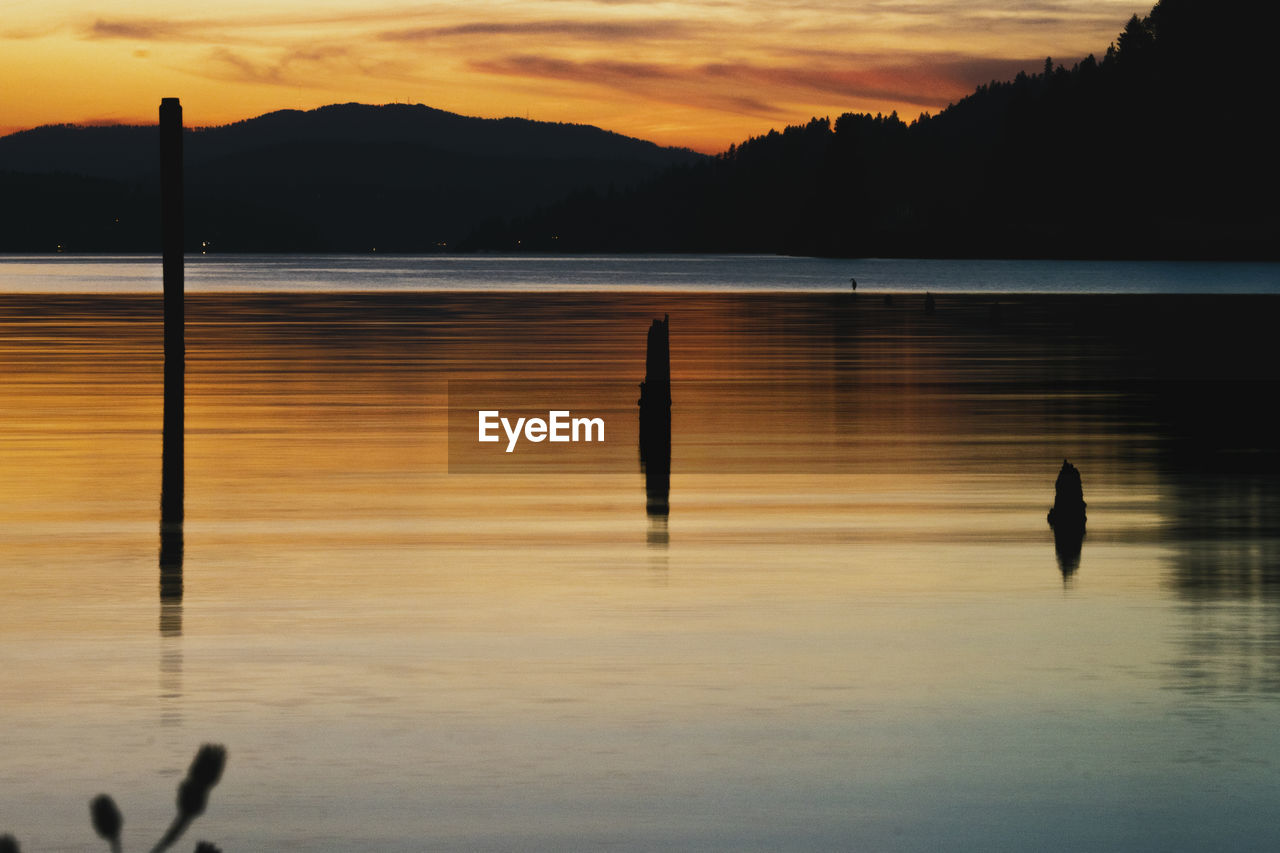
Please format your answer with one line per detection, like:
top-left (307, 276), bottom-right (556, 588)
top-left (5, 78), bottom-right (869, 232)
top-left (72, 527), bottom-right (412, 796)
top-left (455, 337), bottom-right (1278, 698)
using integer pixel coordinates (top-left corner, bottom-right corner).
top-left (150, 744), bottom-right (226, 853)
top-left (90, 794), bottom-right (123, 852)
top-left (2, 744), bottom-right (226, 853)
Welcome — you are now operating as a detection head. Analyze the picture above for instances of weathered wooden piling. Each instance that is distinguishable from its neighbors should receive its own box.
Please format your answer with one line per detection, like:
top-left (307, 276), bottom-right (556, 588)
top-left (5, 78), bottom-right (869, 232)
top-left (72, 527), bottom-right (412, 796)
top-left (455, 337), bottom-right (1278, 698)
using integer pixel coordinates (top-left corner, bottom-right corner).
top-left (638, 315), bottom-right (671, 519)
top-left (638, 314), bottom-right (670, 415)
top-left (160, 98), bottom-right (184, 597)
top-left (1048, 458), bottom-right (1086, 579)
top-left (161, 97), bottom-right (184, 383)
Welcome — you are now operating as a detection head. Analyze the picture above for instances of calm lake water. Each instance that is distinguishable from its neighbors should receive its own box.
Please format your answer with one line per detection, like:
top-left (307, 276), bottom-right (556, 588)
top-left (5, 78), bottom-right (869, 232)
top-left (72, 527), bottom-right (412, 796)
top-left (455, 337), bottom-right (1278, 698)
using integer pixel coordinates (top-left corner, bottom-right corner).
top-left (1, 253), bottom-right (1278, 293)
top-left (1, 256), bottom-right (1279, 851)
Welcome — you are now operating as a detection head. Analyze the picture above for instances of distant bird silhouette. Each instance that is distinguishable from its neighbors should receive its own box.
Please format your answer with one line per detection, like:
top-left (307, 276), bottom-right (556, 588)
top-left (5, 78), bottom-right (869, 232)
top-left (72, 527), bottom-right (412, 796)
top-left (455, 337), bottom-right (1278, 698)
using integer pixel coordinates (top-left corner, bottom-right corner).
top-left (850, 277), bottom-right (857, 291)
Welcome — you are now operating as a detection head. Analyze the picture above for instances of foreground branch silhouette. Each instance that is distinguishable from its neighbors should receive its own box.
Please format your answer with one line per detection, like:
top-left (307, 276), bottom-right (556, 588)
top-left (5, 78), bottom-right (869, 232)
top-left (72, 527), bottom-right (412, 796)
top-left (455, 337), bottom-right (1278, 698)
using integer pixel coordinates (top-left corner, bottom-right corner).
top-left (148, 744), bottom-right (226, 853)
top-left (2, 744), bottom-right (226, 853)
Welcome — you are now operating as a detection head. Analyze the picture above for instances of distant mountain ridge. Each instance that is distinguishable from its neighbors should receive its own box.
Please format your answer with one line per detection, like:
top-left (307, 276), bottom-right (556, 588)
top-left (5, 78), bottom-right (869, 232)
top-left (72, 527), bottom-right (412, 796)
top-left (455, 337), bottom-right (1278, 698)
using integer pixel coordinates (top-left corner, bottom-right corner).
top-left (0, 103), bottom-right (698, 180)
top-left (0, 103), bottom-right (702, 251)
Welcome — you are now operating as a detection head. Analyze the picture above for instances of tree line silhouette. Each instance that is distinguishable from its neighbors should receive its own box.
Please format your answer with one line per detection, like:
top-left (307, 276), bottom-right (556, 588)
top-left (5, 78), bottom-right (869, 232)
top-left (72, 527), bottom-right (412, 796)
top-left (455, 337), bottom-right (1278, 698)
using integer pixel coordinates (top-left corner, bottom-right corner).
top-left (1, 0), bottom-right (1273, 258)
top-left (464, 0), bottom-right (1279, 259)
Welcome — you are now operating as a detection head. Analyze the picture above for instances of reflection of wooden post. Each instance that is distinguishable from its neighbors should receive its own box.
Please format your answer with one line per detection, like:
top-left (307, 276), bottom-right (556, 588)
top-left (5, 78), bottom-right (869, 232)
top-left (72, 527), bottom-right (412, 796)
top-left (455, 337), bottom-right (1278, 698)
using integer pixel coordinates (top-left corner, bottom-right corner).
top-left (160, 98), bottom-right (184, 598)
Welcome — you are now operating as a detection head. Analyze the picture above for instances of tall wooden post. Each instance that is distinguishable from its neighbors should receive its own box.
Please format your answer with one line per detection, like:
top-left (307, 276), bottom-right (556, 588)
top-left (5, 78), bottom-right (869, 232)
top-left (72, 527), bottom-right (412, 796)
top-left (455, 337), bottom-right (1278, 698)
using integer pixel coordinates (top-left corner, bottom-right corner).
top-left (161, 97), bottom-right (184, 379)
top-left (160, 98), bottom-right (184, 600)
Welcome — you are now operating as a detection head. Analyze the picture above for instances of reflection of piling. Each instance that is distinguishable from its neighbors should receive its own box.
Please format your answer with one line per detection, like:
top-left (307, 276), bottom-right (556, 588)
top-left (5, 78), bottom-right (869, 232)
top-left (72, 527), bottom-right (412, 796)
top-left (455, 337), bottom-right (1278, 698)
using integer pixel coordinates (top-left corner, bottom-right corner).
top-left (638, 315), bottom-right (671, 523)
top-left (160, 523), bottom-right (183, 600)
top-left (159, 593), bottom-right (183, 725)
top-left (160, 98), bottom-right (184, 596)
top-left (643, 426), bottom-right (671, 525)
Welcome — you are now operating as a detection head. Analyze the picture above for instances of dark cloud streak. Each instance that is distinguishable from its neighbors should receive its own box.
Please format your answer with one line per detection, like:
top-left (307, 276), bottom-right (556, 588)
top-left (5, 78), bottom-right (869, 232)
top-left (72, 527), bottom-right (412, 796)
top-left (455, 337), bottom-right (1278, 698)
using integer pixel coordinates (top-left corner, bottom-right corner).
top-left (709, 56), bottom-right (1040, 106)
top-left (472, 50), bottom-right (1042, 117)
top-left (471, 55), bottom-right (782, 116)
top-left (90, 19), bottom-right (181, 39)
top-left (206, 47), bottom-right (284, 84)
top-left (380, 19), bottom-right (690, 42)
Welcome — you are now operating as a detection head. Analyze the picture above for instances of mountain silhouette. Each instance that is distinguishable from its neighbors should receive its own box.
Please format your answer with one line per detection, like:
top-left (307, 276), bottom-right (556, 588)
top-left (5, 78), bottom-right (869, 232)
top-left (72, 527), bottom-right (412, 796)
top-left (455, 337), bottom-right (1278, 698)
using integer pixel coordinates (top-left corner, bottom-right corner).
top-left (4, 0), bottom-right (1274, 258)
top-left (0, 103), bottom-right (701, 252)
top-left (464, 0), bottom-right (1279, 259)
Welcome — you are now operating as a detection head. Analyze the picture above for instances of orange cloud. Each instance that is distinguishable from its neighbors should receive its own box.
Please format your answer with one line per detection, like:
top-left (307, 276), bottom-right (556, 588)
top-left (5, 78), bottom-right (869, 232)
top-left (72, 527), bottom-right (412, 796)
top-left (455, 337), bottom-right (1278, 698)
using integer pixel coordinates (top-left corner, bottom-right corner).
top-left (471, 51), bottom-right (1039, 120)
top-left (2, 1), bottom-right (1153, 151)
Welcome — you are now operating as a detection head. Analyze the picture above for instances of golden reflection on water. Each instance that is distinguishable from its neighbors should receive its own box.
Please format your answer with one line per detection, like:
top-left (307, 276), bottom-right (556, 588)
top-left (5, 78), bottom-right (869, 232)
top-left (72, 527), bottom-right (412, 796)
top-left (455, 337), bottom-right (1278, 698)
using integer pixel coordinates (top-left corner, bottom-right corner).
top-left (1, 292), bottom-right (1279, 851)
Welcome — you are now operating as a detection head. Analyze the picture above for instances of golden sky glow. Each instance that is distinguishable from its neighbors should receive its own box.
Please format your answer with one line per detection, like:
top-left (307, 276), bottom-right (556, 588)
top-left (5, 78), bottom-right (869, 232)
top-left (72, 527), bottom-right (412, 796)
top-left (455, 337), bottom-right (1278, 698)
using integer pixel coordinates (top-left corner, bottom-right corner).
top-left (2, 0), bottom-right (1151, 152)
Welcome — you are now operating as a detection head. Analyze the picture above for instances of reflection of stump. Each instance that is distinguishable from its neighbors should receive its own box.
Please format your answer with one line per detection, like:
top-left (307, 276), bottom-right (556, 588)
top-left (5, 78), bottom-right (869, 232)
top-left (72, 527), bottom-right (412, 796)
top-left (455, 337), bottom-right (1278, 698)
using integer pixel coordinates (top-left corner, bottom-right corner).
top-left (1053, 526), bottom-right (1083, 578)
top-left (638, 315), bottom-right (671, 518)
top-left (642, 429), bottom-right (670, 519)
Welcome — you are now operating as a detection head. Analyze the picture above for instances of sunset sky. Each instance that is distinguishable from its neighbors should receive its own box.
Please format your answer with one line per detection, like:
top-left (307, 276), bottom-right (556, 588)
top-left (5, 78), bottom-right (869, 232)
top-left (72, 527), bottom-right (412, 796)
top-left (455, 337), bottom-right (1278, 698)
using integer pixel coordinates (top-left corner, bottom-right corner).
top-left (3, 0), bottom-right (1151, 152)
